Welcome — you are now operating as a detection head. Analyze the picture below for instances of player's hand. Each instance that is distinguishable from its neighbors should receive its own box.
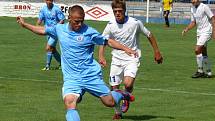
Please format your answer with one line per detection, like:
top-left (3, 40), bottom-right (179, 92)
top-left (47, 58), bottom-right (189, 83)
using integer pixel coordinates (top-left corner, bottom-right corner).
top-left (154, 51), bottom-right (163, 64)
top-left (125, 48), bottom-right (138, 58)
top-left (182, 28), bottom-right (188, 36)
top-left (99, 55), bottom-right (107, 67)
top-left (16, 16), bottom-right (25, 27)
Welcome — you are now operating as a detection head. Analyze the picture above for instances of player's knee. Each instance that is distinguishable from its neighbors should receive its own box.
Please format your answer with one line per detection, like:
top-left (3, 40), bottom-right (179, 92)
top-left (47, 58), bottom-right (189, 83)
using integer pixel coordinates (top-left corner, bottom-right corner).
top-left (64, 96), bottom-right (78, 109)
top-left (45, 47), bottom-right (49, 51)
top-left (100, 95), bottom-right (115, 107)
top-left (46, 45), bottom-right (55, 52)
top-left (195, 49), bottom-right (201, 55)
top-left (125, 85), bottom-right (133, 93)
top-left (195, 46), bottom-right (204, 55)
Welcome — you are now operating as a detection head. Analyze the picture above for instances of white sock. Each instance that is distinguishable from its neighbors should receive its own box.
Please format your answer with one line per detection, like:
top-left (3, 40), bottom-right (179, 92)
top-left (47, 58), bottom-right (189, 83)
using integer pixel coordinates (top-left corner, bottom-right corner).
top-left (196, 54), bottom-right (203, 73)
top-left (203, 56), bottom-right (212, 73)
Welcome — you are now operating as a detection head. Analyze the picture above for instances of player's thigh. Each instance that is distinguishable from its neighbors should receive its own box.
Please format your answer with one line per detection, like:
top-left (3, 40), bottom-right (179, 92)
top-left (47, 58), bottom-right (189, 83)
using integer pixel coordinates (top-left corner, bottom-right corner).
top-left (64, 94), bottom-right (79, 109)
top-left (47, 36), bottom-right (57, 47)
top-left (109, 64), bottom-right (124, 86)
top-left (124, 60), bottom-right (140, 78)
top-left (62, 79), bottom-right (85, 108)
top-left (84, 77), bottom-right (110, 98)
top-left (196, 34), bottom-right (211, 46)
top-left (123, 61), bottom-right (139, 86)
top-left (100, 94), bottom-right (115, 107)
top-left (166, 10), bottom-right (170, 16)
top-left (196, 34), bottom-right (211, 54)
top-left (163, 11), bottom-right (167, 16)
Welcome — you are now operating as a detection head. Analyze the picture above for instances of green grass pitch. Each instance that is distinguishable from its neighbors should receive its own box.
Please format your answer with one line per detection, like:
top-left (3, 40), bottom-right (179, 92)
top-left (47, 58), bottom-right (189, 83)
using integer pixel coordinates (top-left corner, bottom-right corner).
top-left (0, 17), bottom-right (215, 121)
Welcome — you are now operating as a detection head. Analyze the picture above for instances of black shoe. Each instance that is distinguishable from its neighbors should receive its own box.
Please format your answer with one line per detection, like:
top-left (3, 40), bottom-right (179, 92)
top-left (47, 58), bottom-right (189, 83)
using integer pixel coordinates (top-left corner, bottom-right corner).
top-left (204, 72), bottom-right (212, 78)
top-left (191, 72), bottom-right (204, 78)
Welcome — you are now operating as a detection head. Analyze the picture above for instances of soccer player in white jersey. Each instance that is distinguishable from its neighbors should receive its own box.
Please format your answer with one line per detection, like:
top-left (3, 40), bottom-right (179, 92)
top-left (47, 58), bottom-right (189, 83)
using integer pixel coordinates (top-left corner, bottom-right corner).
top-left (17, 5), bottom-right (137, 121)
top-left (99, 0), bottom-right (163, 119)
top-left (182, 0), bottom-right (215, 78)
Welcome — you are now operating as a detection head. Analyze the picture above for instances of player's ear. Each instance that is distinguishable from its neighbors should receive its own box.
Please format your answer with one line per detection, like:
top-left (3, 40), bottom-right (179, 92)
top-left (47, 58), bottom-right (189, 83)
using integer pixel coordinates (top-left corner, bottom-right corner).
top-left (68, 15), bottom-right (71, 21)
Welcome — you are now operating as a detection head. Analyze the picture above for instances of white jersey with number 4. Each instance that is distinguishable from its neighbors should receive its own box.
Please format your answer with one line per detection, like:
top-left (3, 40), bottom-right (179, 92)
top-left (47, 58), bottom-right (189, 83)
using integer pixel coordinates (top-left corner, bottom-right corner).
top-left (103, 16), bottom-right (151, 61)
top-left (191, 3), bottom-right (214, 36)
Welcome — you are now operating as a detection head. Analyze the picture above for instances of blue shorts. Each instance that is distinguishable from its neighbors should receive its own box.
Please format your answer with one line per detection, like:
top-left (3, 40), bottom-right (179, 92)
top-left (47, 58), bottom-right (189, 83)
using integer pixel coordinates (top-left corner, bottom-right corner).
top-left (62, 76), bottom-right (111, 99)
top-left (47, 35), bottom-right (57, 47)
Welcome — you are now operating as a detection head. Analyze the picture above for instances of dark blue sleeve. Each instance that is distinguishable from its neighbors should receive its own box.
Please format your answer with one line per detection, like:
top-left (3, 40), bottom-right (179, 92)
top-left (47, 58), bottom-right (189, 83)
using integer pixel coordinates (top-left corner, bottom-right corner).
top-left (91, 31), bottom-right (108, 45)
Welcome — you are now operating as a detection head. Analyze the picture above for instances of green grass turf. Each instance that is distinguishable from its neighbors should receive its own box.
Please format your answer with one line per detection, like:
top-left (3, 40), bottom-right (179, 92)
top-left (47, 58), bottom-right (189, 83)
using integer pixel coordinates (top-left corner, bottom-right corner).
top-left (0, 17), bottom-right (215, 121)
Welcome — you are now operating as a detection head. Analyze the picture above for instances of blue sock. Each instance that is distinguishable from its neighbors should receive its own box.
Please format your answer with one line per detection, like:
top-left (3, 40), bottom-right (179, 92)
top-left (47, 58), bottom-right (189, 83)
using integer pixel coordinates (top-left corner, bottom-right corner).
top-left (111, 91), bottom-right (123, 104)
top-left (66, 109), bottom-right (80, 121)
top-left (46, 51), bottom-right (52, 67)
top-left (53, 51), bottom-right (61, 64)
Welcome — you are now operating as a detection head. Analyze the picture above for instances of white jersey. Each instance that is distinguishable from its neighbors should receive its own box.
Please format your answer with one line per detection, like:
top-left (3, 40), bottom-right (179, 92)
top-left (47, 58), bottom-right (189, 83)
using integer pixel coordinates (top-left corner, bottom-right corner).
top-left (103, 16), bottom-right (151, 60)
top-left (191, 3), bottom-right (214, 36)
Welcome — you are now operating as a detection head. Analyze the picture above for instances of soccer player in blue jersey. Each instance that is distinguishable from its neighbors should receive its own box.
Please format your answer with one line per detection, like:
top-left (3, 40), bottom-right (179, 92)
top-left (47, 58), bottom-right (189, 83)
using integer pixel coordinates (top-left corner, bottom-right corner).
top-left (17, 5), bottom-right (136, 121)
top-left (37, 0), bottom-right (65, 70)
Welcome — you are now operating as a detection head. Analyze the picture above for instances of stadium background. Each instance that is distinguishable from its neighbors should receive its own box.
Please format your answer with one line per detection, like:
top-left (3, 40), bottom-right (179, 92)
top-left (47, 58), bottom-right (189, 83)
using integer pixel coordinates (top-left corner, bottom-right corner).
top-left (1, 0), bottom-right (215, 24)
top-left (1, 0), bottom-right (215, 121)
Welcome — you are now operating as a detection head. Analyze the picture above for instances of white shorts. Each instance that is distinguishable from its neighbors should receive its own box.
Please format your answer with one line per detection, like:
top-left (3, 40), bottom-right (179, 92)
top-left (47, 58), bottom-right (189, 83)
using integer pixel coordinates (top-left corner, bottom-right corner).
top-left (109, 57), bottom-right (140, 86)
top-left (196, 34), bottom-right (211, 46)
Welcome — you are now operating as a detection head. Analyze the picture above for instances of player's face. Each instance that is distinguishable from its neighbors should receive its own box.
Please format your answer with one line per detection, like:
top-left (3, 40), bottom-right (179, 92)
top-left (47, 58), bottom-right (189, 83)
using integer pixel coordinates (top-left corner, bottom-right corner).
top-left (113, 8), bottom-right (125, 23)
top-left (45, 0), bottom-right (54, 9)
top-left (68, 12), bottom-right (84, 32)
top-left (191, 0), bottom-right (200, 6)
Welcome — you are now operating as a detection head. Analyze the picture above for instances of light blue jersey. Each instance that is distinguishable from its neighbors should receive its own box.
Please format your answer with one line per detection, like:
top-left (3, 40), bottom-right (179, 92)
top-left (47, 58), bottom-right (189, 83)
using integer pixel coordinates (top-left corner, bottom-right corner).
top-left (39, 4), bottom-right (65, 47)
top-left (45, 23), bottom-right (110, 98)
top-left (38, 4), bottom-right (65, 27)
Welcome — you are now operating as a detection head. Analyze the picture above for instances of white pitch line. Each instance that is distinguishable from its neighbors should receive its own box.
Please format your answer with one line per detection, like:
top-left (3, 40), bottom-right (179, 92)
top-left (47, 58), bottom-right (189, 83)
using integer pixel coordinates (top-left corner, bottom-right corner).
top-left (1, 76), bottom-right (215, 96)
top-left (137, 87), bottom-right (215, 96)
top-left (0, 76), bottom-right (60, 83)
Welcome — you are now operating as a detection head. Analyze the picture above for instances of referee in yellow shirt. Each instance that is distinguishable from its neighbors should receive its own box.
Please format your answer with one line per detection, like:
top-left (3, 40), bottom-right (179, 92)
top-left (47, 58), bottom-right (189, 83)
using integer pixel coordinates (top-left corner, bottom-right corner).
top-left (162, 0), bottom-right (173, 27)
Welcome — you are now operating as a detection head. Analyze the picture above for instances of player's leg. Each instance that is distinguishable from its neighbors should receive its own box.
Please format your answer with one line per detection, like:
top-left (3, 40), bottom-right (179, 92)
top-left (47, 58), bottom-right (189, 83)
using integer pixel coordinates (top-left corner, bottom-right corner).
top-left (192, 35), bottom-right (208, 78)
top-left (42, 36), bottom-right (53, 70)
top-left (109, 59), bottom-right (123, 90)
top-left (100, 90), bottom-right (134, 120)
top-left (42, 43), bottom-right (52, 70)
top-left (109, 62), bottom-right (124, 118)
top-left (62, 80), bottom-right (83, 121)
top-left (163, 10), bottom-right (169, 27)
top-left (121, 61), bottom-right (139, 113)
top-left (124, 76), bottom-right (135, 93)
top-left (84, 76), bottom-right (133, 120)
top-left (202, 39), bottom-right (212, 78)
top-left (192, 45), bottom-right (204, 78)
top-left (165, 10), bottom-right (170, 27)
top-left (121, 76), bottom-right (135, 113)
top-left (64, 94), bottom-right (80, 121)
top-left (49, 37), bottom-right (61, 69)
top-left (50, 38), bottom-right (61, 68)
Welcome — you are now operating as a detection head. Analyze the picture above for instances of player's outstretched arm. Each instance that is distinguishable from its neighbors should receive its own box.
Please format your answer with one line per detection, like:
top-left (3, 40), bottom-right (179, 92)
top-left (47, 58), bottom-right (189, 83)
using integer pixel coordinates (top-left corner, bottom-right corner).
top-left (147, 33), bottom-right (163, 64)
top-left (211, 16), bottom-right (215, 39)
top-left (182, 21), bottom-right (196, 36)
top-left (107, 38), bottom-right (137, 57)
top-left (17, 16), bottom-right (46, 35)
top-left (36, 19), bottom-right (43, 26)
top-left (98, 45), bottom-right (107, 67)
